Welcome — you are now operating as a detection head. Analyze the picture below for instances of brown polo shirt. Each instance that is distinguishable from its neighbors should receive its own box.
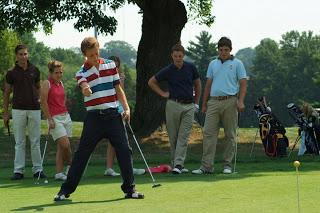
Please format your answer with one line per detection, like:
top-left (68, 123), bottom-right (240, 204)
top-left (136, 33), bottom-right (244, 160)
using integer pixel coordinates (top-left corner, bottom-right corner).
top-left (6, 62), bottom-right (40, 110)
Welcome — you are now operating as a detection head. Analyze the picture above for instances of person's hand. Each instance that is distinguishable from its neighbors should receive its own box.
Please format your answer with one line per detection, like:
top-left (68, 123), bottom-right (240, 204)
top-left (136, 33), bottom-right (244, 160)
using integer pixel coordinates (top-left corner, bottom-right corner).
top-left (82, 86), bottom-right (92, 97)
top-left (237, 100), bottom-right (245, 112)
top-left (201, 104), bottom-right (207, 113)
top-left (162, 91), bottom-right (169, 98)
top-left (122, 109), bottom-right (130, 122)
top-left (3, 111), bottom-right (9, 127)
top-left (48, 118), bottom-right (55, 129)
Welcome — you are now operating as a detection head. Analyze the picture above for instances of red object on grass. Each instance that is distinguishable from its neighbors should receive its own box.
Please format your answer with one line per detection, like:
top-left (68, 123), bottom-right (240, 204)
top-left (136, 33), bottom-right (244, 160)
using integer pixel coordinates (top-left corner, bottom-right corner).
top-left (147, 164), bottom-right (172, 173)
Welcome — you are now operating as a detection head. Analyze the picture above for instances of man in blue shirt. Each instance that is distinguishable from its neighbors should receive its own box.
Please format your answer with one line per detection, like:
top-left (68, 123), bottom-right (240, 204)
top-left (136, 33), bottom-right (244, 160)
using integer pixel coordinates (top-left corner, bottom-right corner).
top-left (148, 43), bottom-right (201, 174)
top-left (192, 37), bottom-right (247, 175)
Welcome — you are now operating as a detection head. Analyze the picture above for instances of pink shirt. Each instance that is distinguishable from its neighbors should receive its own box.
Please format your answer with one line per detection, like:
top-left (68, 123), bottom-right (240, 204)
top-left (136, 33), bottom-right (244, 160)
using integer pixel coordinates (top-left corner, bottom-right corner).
top-left (47, 78), bottom-right (68, 116)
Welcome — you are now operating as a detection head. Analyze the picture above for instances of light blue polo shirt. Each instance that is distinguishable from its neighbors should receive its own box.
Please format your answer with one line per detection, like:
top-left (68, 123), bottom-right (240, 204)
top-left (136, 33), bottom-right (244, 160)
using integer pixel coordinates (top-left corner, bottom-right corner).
top-left (206, 57), bottom-right (247, 97)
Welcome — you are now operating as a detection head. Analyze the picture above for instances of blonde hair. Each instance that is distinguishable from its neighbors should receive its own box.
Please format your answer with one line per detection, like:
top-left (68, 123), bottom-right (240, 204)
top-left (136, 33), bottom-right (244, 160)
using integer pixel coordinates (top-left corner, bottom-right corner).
top-left (301, 103), bottom-right (315, 118)
top-left (47, 60), bottom-right (63, 73)
top-left (81, 37), bottom-right (99, 54)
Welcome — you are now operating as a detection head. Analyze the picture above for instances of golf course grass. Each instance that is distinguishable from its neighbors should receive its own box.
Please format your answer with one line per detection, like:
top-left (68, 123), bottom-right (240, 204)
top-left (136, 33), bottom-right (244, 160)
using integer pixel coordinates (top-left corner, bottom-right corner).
top-left (0, 122), bottom-right (319, 212)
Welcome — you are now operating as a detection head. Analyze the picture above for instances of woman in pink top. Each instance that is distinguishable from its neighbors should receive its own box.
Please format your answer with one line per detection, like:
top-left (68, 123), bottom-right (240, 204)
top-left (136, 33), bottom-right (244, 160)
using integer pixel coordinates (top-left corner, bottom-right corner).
top-left (40, 60), bottom-right (72, 181)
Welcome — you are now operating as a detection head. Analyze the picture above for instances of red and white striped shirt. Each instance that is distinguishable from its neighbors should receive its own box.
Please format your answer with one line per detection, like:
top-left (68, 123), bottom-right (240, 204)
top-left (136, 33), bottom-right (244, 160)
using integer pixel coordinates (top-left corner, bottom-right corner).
top-left (75, 58), bottom-right (120, 111)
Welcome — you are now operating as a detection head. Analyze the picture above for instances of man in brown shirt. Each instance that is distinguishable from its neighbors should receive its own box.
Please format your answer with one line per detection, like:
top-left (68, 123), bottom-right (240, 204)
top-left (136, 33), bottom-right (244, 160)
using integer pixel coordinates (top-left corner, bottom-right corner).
top-left (3, 44), bottom-right (46, 180)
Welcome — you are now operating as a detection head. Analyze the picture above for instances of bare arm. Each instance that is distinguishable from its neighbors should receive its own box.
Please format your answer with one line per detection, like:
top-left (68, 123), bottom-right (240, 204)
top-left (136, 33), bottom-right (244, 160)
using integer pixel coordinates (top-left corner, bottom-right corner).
top-left (115, 84), bottom-right (130, 122)
top-left (148, 76), bottom-right (169, 98)
top-left (40, 81), bottom-right (55, 129)
top-left (201, 78), bottom-right (213, 113)
top-left (3, 82), bottom-right (12, 127)
top-left (193, 78), bottom-right (201, 105)
top-left (237, 78), bottom-right (247, 112)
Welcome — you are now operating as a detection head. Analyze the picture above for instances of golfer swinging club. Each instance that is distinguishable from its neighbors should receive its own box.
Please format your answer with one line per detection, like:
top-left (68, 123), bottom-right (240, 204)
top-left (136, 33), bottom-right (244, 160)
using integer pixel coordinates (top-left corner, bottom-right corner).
top-left (54, 37), bottom-right (144, 201)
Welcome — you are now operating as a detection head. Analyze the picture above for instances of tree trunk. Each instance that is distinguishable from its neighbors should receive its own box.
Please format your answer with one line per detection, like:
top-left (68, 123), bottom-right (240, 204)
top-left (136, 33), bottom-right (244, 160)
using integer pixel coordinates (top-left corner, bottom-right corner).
top-left (133, 0), bottom-right (187, 136)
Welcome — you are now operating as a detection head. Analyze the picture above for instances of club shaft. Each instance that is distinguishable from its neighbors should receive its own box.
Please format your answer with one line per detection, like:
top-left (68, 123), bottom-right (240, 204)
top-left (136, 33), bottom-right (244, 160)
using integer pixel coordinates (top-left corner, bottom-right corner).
top-left (127, 123), bottom-right (157, 183)
top-left (37, 139), bottom-right (48, 181)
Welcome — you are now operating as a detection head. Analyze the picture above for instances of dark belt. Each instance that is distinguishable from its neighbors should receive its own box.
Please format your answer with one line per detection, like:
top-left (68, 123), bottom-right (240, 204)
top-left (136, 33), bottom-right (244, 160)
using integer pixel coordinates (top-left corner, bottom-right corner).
top-left (170, 99), bottom-right (193, 104)
top-left (211, 95), bottom-right (237, 101)
top-left (88, 108), bottom-right (118, 115)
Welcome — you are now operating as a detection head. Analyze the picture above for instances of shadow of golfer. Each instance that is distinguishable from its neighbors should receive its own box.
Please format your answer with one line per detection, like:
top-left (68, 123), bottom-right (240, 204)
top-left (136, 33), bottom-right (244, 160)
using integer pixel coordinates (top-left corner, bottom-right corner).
top-left (11, 198), bottom-right (126, 212)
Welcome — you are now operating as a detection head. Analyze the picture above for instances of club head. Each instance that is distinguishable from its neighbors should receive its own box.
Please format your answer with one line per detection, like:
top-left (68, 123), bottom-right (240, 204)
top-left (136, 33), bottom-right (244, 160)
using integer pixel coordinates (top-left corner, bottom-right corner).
top-left (34, 182), bottom-right (40, 185)
top-left (152, 183), bottom-right (161, 188)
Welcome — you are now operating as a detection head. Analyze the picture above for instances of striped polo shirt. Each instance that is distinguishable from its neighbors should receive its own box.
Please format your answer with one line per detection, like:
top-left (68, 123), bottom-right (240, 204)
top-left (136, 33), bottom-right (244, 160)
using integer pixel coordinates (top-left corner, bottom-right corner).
top-left (75, 58), bottom-right (120, 111)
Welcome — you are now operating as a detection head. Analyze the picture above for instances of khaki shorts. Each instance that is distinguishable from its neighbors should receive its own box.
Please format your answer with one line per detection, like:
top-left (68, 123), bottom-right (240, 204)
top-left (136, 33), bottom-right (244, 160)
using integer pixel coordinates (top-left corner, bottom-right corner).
top-left (49, 113), bottom-right (72, 141)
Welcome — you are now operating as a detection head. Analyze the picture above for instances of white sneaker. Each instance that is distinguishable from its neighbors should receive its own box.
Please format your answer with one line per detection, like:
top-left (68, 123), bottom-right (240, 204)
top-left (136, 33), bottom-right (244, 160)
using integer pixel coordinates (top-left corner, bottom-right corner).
top-left (133, 168), bottom-right (145, 175)
top-left (191, 168), bottom-right (213, 175)
top-left (172, 167), bottom-right (181, 174)
top-left (104, 168), bottom-right (120, 176)
top-left (55, 172), bottom-right (67, 181)
top-left (223, 167), bottom-right (232, 174)
top-left (181, 168), bottom-right (189, 173)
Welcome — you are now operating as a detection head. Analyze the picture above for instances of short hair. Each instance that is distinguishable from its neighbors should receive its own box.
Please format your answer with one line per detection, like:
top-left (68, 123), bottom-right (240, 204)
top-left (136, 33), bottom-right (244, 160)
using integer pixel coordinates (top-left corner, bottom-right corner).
top-left (171, 43), bottom-right (185, 54)
top-left (108, 56), bottom-right (121, 68)
top-left (48, 60), bottom-right (63, 73)
top-left (218, 37), bottom-right (232, 49)
top-left (15, 44), bottom-right (28, 54)
top-left (81, 37), bottom-right (99, 54)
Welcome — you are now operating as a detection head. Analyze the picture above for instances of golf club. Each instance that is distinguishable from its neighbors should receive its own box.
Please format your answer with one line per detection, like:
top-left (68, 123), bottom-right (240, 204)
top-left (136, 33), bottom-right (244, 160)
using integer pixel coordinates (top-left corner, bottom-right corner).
top-left (288, 135), bottom-right (301, 158)
top-left (233, 113), bottom-right (240, 174)
top-left (126, 122), bottom-right (161, 188)
top-left (35, 132), bottom-right (49, 185)
top-left (83, 154), bottom-right (92, 178)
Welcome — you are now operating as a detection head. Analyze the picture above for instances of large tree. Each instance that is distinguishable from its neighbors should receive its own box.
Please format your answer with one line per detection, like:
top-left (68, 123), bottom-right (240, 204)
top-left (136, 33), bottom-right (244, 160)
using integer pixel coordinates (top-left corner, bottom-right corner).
top-left (1, 0), bottom-right (214, 135)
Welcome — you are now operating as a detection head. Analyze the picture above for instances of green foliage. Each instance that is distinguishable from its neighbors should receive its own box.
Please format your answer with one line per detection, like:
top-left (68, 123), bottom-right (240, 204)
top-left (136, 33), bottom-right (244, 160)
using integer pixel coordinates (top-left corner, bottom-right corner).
top-left (247, 31), bottom-right (320, 126)
top-left (186, 0), bottom-right (215, 26)
top-left (100, 40), bottom-right (137, 68)
top-left (0, 30), bottom-right (19, 111)
top-left (0, 0), bottom-right (124, 34)
top-left (122, 64), bottom-right (136, 110)
top-left (235, 47), bottom-right (256, 76)
top-left (186, 31), bottom-right (217, 106)
top-left (19, 33), bottom-right (51, 78)
top-left (1, 1), bottom-right (214, 34)
top-left (186, 31), bottom-right (217, 77)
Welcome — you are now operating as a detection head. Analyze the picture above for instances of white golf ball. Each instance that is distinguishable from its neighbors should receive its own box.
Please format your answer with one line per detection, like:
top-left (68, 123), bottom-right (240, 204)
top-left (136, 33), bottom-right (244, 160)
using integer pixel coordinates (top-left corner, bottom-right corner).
top-left (44, 180), bottom-right (48, 184)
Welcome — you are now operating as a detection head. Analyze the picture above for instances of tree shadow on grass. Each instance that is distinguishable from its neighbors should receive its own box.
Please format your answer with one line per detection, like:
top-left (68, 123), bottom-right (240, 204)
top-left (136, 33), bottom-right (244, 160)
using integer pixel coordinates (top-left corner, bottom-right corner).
top-left (11, 198), bottom-right (125, 212)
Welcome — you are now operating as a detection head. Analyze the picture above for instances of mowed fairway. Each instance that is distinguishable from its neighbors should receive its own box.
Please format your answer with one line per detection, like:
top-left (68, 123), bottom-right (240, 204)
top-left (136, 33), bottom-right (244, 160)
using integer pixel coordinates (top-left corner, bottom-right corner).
top-left (0, 122), bottom-right (319, 212)
top-left (1, 162), bottom-right (319, 213)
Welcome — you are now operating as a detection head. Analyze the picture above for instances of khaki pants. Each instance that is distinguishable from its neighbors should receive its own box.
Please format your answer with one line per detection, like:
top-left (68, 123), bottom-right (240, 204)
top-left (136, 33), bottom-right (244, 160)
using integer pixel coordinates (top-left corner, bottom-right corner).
top-left (200, 97), bottom-right (238, 172)
top-left (166, 100), bottom-right (194, 167)
top-left (12, 109), bottom-right (42, 174)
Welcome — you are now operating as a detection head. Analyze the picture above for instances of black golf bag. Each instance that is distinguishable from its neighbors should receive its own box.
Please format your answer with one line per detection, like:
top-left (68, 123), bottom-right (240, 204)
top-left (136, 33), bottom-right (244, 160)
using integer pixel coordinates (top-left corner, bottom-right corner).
top-left (287, 103), bottom-right (320, 155)
top-left (253, 97), bottom-right (288, 157)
